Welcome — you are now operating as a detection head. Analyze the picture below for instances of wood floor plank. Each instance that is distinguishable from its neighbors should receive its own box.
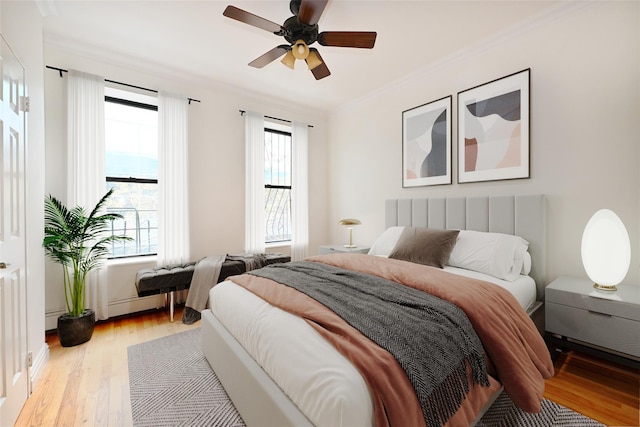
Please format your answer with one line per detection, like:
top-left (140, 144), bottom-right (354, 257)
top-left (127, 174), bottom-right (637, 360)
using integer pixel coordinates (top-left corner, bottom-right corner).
top-left (544, 351), bottom-right (640, 426)
top-left (14, 307), bottom-right (639, 426)
top-left (56, 344), bottom-right (86, 426)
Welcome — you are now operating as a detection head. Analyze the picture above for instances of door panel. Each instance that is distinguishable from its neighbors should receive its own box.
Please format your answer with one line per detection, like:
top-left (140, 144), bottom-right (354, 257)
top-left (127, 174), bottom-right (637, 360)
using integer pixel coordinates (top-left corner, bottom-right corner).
top-left (0, 33), bottom-right (29, 427)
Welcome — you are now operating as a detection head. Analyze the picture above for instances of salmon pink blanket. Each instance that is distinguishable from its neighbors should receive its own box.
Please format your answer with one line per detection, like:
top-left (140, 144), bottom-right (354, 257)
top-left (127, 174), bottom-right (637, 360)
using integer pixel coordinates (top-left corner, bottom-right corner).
top-left (230, 253), bottom-right (553, 426)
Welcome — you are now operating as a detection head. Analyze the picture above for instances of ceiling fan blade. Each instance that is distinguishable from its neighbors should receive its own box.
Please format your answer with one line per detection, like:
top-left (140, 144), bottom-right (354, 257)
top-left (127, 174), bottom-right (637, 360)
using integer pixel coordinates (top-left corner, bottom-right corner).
top-left (249, 46), bottom-right (290, 68)
top-left (307, 49), bottom-right (331, 80)
top-left (223, 5), bottom-right (284, 34)
top-left (297, 0), bottom-right (328, 26)
top-left (317, 31), bottom-right (377, 48)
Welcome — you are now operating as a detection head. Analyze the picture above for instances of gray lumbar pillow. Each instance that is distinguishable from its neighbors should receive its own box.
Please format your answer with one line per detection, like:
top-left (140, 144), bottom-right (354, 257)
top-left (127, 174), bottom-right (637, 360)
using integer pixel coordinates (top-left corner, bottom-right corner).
top-left (389, 227), bottom-right (460, 268)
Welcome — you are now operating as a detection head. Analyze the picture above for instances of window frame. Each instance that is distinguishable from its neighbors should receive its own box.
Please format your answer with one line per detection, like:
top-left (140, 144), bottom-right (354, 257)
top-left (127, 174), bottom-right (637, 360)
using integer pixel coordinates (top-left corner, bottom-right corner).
top-left (105, 94), bottom-right (159, 259)
top-left (264, 126), bottom-right (292, 245)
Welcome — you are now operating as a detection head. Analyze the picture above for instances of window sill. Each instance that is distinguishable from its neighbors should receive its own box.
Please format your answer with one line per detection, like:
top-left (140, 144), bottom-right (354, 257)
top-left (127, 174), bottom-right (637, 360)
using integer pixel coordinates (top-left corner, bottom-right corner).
top-left (266, 242), bottom-right (290, 250)
top-left (108, 255), bottom-right (157, 267)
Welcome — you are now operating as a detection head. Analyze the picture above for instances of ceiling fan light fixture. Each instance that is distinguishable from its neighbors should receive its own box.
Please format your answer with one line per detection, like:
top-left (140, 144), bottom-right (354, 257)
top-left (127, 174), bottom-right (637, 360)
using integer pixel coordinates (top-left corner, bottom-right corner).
top-left (306, 49), bottom-right (323, 70)
top-left (291, 39), bottom-right (309, 60)
top-left (222, 2), bottom-right (377, 80)
top-left (281, 49), bottom-right (296, 69)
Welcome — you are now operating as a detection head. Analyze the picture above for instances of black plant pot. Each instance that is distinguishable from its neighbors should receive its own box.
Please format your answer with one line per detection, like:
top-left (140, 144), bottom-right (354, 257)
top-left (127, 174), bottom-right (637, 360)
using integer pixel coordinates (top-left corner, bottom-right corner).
top-left (57, 309), bottom-right (96, 347)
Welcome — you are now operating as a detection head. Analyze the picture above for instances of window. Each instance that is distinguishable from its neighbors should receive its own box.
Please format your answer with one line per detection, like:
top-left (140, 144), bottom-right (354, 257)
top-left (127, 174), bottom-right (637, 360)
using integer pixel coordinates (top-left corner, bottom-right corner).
top-left (264, 127), bottom-right (292, 244)
top-left (104, 94), bottom-right (158, 258)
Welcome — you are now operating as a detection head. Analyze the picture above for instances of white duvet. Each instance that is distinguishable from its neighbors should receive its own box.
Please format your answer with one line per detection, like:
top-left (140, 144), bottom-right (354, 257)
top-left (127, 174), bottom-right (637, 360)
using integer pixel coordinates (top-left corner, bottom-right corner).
top-left (210, 280), bottom-right (374, 427)
top-left (442, 266), bottom-right (537, 311)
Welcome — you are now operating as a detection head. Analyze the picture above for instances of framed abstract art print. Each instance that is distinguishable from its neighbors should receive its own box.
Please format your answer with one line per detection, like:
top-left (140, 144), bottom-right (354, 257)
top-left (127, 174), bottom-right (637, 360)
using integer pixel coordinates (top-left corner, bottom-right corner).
top-left (402, 96), bottom-right (452, 188)
top-left (457, 69), bottom-right (530, 183)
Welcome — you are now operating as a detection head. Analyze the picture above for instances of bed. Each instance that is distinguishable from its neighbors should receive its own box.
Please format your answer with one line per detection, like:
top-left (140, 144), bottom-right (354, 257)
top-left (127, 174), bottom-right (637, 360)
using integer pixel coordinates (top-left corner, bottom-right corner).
top-left (202, 194), bottom-right (552, 427)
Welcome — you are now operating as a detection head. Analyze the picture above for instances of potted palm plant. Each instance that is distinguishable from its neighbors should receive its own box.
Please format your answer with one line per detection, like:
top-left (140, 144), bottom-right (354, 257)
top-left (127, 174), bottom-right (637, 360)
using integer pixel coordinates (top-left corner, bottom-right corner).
top-left (43, 188), bottom-right (131, 347)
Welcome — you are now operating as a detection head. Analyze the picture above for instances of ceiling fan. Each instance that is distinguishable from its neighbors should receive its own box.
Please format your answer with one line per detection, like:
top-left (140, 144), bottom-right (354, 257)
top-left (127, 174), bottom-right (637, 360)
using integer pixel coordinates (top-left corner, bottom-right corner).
top-left (223, 0), bottom-right (377, 80)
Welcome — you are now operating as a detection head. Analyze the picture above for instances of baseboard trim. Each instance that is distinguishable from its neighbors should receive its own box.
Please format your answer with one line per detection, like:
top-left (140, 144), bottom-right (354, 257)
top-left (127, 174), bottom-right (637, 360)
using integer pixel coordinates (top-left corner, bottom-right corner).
top-left (29, 343), bottom-right (50, 394)
top-left (46, 294), bottom-right (171, 331)
top-left (106, 294), bottom-right (165, 319)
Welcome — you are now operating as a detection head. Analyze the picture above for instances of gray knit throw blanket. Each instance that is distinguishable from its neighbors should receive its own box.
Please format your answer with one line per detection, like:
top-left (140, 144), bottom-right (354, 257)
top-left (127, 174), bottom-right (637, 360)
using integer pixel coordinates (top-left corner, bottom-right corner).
top-left (182, 253), bottom-right (270, 324)
top-left (226, 253), bottom-right (267, 272)
top-left (250, 261), bottom-right (490, 427)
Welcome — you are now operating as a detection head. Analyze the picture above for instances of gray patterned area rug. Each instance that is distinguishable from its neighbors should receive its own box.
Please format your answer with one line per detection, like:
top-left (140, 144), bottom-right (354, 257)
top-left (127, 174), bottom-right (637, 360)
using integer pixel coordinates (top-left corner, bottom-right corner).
top-left (128, 328), bottom-right (244, 427)
top-left (128, 328), bottom-right (605, 427)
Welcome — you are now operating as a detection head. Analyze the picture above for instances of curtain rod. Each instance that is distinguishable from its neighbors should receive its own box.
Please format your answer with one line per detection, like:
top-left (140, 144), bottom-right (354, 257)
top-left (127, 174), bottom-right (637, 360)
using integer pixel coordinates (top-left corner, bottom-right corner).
top-left (46, 65), bottom-right (201, 104)
top-left (239, 110), bottom-right (313, 128)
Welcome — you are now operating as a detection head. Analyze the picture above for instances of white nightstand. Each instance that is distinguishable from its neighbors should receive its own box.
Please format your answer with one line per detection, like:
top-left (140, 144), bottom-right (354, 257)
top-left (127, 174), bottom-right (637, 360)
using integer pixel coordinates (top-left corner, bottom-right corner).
top-left (318, 245), bottom-right (370, 255)
top-left (545, 276), bottom-right (640, 368)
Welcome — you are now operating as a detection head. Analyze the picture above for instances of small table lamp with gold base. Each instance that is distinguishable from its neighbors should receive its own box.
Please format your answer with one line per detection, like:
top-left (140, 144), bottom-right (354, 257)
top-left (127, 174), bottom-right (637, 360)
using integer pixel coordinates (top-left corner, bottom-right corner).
top-left (338, 218), bottom-right (361, 248)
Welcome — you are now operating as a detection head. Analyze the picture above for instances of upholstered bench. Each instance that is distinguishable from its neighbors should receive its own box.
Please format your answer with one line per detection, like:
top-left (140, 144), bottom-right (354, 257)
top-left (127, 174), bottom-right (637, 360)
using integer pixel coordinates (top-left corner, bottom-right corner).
top-left (135, 253), bottom-right (290, 321)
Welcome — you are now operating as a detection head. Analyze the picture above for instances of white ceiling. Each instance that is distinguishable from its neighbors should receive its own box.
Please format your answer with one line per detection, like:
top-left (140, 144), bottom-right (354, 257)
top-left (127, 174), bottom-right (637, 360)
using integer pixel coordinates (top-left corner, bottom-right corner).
top-left (41, 0), bottom-right (561, 112)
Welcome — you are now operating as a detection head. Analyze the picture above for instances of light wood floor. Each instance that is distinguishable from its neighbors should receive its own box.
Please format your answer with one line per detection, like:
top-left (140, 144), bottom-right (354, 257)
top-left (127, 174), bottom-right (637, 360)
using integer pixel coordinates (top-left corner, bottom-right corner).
top-left (15, 307), bottom-right (640, 427)
top-left (15, 307), bottom-right (199, 427)
top-left (544, 350), bottom-right (639, 427)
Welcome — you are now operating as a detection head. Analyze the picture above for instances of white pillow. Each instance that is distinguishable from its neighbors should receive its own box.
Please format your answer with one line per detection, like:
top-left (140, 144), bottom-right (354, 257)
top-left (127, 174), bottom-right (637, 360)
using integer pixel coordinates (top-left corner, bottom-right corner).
top-left (447, 230), bottom-right (529, 281)
top-left (521, 251), bottom-right (532, 275)
top-left (367, 226), bottom-right (405, 256)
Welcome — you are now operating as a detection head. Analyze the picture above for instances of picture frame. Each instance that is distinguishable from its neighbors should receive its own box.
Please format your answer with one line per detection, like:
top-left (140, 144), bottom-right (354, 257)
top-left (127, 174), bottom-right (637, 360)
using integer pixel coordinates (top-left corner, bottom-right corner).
top-left (402, 96), bottom-right (452, 188)
top-left (457, 69), bottom-right (530, 183)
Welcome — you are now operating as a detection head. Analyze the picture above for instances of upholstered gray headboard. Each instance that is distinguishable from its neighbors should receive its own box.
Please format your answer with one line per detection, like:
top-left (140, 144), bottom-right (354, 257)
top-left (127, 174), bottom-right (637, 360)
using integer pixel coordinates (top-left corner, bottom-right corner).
top-left (385, 195), bottom-right (546, 300)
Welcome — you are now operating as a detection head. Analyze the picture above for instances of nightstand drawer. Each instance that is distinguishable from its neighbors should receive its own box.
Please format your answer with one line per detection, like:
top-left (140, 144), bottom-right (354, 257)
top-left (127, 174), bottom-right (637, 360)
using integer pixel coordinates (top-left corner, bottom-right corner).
top-left (546, 277), bottom-right (640, 321)
top-left (546, 301), bottom-right (640, 357)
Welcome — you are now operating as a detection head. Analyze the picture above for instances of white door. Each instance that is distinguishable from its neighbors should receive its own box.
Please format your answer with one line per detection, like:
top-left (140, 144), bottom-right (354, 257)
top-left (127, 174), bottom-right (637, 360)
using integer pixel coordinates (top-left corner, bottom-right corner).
top-left (0, 34), bottom-right (29, 427)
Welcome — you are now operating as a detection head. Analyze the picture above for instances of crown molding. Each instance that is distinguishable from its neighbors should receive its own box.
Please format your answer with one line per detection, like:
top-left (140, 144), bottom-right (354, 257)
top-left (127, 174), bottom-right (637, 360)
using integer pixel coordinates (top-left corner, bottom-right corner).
top-left (44, 35), bottom-right (326, 121)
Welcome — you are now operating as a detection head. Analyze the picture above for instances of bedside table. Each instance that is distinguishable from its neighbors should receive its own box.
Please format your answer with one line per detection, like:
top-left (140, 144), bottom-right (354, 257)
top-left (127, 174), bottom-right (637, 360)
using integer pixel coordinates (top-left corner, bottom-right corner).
top-left (545, 276), bottom-right (640, 368)
top-left (318, 245), bottom-right (370, 255)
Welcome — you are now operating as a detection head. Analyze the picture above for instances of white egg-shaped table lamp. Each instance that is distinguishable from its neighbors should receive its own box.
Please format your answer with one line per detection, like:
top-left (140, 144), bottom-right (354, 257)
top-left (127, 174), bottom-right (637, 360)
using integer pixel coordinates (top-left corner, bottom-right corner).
top-left (581, 209), bottom-right (631, 291)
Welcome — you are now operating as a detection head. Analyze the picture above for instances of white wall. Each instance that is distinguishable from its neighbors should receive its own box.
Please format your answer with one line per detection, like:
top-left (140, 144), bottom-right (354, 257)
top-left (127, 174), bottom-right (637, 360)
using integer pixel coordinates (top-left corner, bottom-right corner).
top-left (43, 44), bottom-right (329, 327)
top-left (327, 2), bottom-right (640, 287)
top-left (39, 1), bottom-right (640, 326)
top-left (1, 0), bottom-right (48, 391)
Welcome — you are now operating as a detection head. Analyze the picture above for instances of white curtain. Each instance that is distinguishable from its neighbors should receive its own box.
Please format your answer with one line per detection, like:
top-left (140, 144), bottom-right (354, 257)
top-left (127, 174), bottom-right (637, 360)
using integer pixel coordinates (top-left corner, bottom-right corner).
top-left (244, 112), bottom-right (266, 253)
top-left (157, 91), bottom-right (190, 266)
top-left (67, 69), bottom-right (109, 320)
top-left (291, 122), bottom-right (309, 260)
